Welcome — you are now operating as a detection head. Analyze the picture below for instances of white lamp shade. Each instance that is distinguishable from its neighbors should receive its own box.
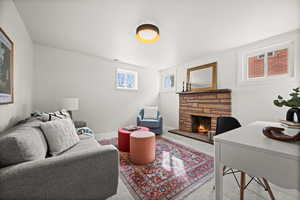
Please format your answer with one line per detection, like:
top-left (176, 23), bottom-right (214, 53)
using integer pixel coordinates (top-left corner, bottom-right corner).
top-left (61, 98), bottom-right (79, 111)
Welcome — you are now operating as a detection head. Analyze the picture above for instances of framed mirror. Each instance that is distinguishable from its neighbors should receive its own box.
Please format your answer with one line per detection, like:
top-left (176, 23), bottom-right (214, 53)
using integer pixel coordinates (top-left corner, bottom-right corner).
top-left (187, 62), bottom-right (217, 91)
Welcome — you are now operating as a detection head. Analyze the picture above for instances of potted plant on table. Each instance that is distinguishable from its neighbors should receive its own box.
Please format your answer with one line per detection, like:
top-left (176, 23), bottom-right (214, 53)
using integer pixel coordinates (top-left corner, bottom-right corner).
top-left (274, 87), bottom-right (300, 123)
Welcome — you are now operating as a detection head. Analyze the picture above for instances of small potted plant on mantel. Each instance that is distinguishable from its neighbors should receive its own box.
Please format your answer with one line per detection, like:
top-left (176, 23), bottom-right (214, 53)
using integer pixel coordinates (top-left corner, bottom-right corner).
top-left (274, 87), bottom-right (300, 123)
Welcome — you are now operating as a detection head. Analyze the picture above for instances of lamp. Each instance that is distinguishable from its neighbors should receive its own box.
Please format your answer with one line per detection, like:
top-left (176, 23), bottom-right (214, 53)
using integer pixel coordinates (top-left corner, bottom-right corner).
top-left (136, 24), bottom-right (159, 43)
top-left (61, 98), bottom-right (79, 119)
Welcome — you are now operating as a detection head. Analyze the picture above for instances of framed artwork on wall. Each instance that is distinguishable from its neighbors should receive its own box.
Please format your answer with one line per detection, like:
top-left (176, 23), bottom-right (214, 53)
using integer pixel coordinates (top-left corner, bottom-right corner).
top-left (0, 27), bottom-right (14, 104)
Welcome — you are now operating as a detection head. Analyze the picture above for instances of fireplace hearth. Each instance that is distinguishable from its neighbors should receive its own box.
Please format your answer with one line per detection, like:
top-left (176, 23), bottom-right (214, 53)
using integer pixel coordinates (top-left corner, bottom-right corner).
top-left (169, 89), bottom-right (231, 144)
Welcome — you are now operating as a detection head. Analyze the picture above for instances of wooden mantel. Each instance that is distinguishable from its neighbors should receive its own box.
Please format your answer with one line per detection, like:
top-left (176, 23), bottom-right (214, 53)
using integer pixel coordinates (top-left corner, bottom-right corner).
top-left (177, 89), bottom-right (231, 95)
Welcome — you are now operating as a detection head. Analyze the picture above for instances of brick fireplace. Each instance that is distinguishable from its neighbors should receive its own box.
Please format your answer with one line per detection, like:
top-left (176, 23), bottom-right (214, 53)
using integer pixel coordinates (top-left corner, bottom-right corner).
top-left (169, 89), bottom-right (231, 143)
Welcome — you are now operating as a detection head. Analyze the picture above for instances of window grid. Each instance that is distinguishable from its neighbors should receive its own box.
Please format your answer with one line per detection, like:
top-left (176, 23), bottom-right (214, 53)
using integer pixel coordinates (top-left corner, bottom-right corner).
top-left (247, 48), bottom-right (288, 79)
top-left (267, 49), bottom-right (288, 76)
top-left (116, 69), bottom-right (138, 90)
top-left (163, 75), bottom-right (175, 89)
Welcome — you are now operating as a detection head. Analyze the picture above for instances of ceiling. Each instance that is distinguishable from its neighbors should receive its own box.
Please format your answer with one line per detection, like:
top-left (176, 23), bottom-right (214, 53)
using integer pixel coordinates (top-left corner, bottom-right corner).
top-left (14, 0), bottom-right (300, 70)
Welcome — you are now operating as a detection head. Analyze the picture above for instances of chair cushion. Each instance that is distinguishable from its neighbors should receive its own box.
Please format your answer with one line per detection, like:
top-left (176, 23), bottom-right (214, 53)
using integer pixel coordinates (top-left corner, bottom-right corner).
top-left (140, 119), bottom-right (160, 128)
top-left (41, 118), bottom-right (80, 156)
top-left (0, 123), bottom-right (48, 167)
top-left (143, 106), bottom-right (158, 119)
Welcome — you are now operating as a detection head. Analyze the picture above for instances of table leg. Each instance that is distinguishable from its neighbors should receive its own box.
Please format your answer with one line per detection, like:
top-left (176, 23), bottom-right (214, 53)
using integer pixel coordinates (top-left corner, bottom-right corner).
top-left (215, 142), bottom-right (223, 200)
top-left (240, 171), bottom-right (246, 200)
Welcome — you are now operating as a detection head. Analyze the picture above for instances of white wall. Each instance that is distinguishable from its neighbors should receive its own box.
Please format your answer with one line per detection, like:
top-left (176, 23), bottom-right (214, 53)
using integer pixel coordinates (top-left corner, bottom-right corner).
top-left (34, 44), bottom-right (159, 133)
top-left (0, 0), bottom-right (34, 132)
top-left (160, 30), bottom-right (300, 128)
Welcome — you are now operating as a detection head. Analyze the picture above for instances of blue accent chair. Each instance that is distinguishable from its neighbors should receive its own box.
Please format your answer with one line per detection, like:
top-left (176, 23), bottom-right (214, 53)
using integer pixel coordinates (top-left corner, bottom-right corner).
top-left (137, 109), bottom-right (163, 135)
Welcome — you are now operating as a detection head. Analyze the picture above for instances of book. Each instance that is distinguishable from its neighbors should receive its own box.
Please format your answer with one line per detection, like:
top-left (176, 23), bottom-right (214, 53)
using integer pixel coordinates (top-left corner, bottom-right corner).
top-left (280, 120), bottom-right (300, 129)
top-left (123, 125), bottom-right (139, 131)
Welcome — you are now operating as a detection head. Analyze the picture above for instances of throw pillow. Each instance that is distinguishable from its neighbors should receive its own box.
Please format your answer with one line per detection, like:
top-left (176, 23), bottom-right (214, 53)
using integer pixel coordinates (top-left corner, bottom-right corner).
top-left (31, 109), bottom-right (70, 122)
top-left (77, 127), bottom-right (95, 136)
top-left (40, 118), bottom-right (80, 156)
top-left (143, 106), bottom-right (158, 119)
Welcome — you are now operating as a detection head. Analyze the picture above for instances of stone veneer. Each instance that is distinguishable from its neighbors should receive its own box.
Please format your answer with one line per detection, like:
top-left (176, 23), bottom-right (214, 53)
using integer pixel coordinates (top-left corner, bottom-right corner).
top-left (178, 89), bottom-right (231, 133)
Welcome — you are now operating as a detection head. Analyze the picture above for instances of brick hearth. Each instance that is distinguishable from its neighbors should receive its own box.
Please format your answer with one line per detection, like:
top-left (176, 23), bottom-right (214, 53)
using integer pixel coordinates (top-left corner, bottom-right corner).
top-left (169, 89), bottom-right (231, 143)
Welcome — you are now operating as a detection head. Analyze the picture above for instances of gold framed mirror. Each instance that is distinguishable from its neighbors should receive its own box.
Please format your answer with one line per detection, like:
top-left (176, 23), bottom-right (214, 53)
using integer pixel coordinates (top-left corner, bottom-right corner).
top-left (187, 62), bottom-right (217, 91)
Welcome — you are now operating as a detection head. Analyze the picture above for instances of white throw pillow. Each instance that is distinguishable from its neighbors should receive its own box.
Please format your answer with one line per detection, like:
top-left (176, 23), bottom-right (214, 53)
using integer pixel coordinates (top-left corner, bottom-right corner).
top-left (143, 106), bottom-right (158, 119)
top-left (41, 118), bottom-right (80, 156)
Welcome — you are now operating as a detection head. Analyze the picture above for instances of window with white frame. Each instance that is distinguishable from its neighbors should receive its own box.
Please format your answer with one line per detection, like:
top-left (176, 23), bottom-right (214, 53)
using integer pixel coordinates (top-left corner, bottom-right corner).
top-left (116, 68), bottom-right (138, 90)
top-left (239, 42), bottom-right (294, 84)
top-left (163, 74), bottom-right (175, 89)
top-left (160, 70), bottom-right (176, 92)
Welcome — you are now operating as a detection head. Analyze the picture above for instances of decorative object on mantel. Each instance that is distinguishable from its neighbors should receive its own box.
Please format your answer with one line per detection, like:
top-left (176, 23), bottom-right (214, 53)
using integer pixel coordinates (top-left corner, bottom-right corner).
top-left (263, 126), bottom-right (300, 142)
top-left (274, 87), bottom-right (300, 123)
top-left (186, 62), bottom-right (217, 91)
top-left (186, 81), bottom-right (189, 92)
top-left (61, 98), bottom-right (79, 119)
top-left (0, 27), bottom-right (14, 104)
top-left (182, 81), bottom-right (185, 92)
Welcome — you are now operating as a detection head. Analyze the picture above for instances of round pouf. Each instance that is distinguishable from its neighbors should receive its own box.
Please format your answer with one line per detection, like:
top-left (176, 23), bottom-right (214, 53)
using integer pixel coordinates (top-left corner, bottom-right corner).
top-left (118, 127), bottom-right (149, 152)
top-left (130, 131), bottom-right (156, 165)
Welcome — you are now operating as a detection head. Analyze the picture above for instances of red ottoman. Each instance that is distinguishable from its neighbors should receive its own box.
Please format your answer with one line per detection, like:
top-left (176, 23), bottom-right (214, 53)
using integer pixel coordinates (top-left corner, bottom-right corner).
top-left (118, 126), bottom-right (149, 152)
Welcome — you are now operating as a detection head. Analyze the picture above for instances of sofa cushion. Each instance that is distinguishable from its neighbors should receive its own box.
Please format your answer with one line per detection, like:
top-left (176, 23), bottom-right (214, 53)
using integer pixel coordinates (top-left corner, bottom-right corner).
top-left (62, 137), bottom-right (100, 155)
top-left (143, 106), bottom-right (158, 119)
top-left (41, 118), bottom-right (80, 156)
top-left (140, 119), bottom-right (161, 128)
top-left (0, 125), bottom-right (48, 167)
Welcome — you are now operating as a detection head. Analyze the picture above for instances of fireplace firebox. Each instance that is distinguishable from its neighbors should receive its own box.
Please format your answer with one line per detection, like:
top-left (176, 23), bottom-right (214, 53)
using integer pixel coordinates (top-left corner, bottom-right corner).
top-left (191, 115), bottom-right (211, 134)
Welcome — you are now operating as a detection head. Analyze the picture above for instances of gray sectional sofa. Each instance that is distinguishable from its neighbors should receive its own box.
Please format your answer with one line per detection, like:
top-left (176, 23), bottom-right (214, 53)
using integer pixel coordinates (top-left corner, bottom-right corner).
top-left (0, 119), bottom-right (119, 200)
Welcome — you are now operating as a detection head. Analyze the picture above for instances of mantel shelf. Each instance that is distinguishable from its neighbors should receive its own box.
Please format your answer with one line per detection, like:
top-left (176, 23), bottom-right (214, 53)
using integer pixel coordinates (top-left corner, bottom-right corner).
top-left (176, 89), bottom-right (231, 95)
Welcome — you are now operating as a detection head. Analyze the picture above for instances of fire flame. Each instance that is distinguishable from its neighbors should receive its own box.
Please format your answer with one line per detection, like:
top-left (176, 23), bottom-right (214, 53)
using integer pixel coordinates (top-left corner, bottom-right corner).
top-left (198, 125), bottom-right (208, 134)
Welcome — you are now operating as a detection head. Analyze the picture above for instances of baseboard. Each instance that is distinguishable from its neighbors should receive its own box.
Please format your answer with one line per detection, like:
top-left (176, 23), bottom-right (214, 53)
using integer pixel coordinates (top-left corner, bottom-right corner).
top-left (163, 126), bottom-right (177, 132)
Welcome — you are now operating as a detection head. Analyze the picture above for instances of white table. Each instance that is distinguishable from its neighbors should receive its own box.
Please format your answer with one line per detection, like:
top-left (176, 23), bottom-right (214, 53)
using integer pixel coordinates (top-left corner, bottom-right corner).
top-left (214, 121), bottom-right (300, 200)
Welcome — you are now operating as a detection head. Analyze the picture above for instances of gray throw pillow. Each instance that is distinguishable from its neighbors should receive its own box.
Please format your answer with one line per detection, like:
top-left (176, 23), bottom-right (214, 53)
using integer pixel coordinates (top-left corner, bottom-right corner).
top-left (0, 126), bottom-right (48, 167)
top-left (41, 118), bottom-right (80, 156)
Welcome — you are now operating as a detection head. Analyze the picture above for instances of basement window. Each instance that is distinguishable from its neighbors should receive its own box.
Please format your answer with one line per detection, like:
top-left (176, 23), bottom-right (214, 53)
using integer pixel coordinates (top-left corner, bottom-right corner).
top-left (164, 74), bottom-right (175, 89)
top-left (116, 68), bottom-right (138, 90)
top-left (239, 41), bottom-right (294, 85)
top-left (160, 69), bottom-right (176, 92)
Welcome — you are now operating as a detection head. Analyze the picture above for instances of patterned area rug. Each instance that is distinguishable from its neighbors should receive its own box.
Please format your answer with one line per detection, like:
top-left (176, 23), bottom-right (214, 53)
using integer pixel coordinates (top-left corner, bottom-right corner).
top-left (99, 137), bottom-right (214, 200)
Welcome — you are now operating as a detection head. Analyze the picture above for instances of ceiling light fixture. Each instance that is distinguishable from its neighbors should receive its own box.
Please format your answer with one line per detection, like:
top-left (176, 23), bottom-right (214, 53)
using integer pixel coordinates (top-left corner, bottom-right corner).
top-left (136, 24), bottom-right (159, 43)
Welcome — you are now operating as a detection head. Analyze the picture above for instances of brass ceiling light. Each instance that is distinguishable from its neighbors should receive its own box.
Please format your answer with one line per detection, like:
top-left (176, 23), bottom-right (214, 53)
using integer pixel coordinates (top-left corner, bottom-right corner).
top-left (136, 24), bottom-right (160, 43)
